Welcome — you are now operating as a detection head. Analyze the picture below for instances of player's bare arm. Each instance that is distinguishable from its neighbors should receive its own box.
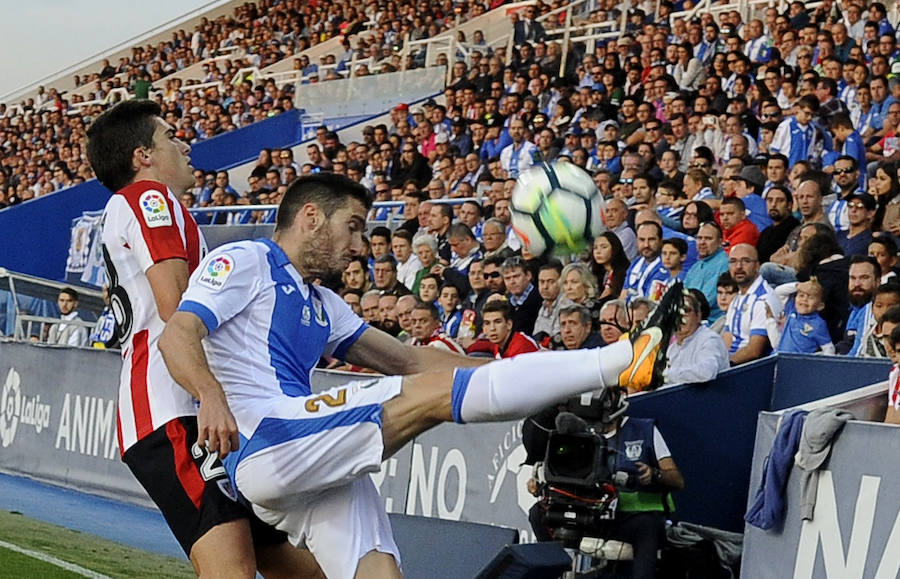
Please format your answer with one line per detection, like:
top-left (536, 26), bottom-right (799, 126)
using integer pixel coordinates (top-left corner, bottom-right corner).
top-left (344, 326), bottom-right (487, 375)
top-left (146, 258), bottom-right (190, 321)
top-left (159, 310), bottom-right (239, 457)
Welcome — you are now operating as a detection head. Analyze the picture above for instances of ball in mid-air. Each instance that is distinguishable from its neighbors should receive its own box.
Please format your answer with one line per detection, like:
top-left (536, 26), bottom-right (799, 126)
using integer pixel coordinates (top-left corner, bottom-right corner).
top-left (510, 162), bottom-right (607, 256)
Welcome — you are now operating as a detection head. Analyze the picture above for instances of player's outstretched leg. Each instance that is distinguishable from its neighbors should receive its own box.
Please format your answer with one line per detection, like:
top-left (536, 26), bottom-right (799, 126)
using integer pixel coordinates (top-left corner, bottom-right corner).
top-left (381, 283), bottom-right (687, 454)
top-left (617, 281), bottom-right (689, 392)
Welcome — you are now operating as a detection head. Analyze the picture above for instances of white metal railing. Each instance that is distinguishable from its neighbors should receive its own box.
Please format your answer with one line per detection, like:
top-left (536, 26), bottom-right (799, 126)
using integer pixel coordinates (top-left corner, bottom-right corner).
top-left (13, 315), bottom-right (96, 345)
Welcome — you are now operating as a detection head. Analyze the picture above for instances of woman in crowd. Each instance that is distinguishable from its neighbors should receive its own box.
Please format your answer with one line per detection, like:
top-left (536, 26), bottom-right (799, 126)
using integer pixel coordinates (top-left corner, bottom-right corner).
top-left (560, 262), bottom-right (604, 331)
top-left (871, 162), bottom-right (900, 233)
top-left (412, 233), bottom-right (439, 295)
top-left (589, 231), bottom-right (630, 303)
top-left (680, 200), bottom-right (715, 237)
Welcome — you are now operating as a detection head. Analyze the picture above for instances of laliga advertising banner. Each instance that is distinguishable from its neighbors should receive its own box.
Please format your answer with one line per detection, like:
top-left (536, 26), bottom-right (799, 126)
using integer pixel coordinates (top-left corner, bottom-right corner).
top-left (0, 343), bottom-right (535, 534)
top-left (0, 342), bottom-right (151, 506)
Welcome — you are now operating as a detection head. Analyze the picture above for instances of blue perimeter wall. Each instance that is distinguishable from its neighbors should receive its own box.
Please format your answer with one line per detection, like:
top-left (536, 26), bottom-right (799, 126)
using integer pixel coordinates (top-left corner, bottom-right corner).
top-left (0, 109), bottom-right (327, 281)
top-left (629, 353), bottom-right (890, 532)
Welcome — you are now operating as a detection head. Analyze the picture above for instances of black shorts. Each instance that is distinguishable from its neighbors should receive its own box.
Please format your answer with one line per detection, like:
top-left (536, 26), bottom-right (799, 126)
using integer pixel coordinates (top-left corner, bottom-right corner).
top-left (123, 416), bottom-right (287, 556)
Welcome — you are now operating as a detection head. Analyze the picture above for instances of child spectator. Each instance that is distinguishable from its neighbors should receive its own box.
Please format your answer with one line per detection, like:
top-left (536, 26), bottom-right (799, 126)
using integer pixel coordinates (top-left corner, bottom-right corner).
top-left (767, 279), bottom-right (835, 354)
top-left (438, 282), bottom-right (463, 337)
top-left (710, 272), bottom-right (739, 334)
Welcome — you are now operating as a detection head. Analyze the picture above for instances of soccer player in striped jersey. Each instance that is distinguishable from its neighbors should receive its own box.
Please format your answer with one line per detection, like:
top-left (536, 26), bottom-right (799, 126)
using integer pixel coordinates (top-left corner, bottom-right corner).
top-left (87, 100), bottom-right (322, 578)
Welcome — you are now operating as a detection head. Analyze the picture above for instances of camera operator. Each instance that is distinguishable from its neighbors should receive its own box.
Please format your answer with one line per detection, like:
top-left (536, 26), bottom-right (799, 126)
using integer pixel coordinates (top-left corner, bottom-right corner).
top-left (523, 388), bottom-right (684, 579)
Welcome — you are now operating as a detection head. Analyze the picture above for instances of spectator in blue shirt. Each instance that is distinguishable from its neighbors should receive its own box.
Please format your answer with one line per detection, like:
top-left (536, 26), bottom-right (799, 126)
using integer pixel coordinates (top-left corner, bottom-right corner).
top-left (770, 279), bottom-right (835, 354)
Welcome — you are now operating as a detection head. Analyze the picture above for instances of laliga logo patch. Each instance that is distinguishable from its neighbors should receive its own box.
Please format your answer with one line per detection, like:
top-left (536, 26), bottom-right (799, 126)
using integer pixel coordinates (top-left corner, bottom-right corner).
top-left (139, 190), bottom-right (173, 228)
top-left (198, 255), bottom-right (234, 290)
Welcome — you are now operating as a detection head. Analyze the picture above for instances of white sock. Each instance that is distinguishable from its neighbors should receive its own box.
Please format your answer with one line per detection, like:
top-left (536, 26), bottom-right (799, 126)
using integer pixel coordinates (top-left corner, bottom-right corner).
top-left (450, 342), bottom-right (633, 423)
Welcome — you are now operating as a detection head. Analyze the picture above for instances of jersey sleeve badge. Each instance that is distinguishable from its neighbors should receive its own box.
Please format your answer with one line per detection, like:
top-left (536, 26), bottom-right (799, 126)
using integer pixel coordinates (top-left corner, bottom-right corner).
top-left (139, 190), bottom-right (173, 228)
top-left (198, 254), bottom-right (235, 290)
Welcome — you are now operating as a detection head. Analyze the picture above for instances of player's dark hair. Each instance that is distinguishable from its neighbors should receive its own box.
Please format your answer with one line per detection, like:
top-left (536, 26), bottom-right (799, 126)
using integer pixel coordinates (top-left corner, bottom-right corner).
top-left (86, 99), bottom-right (161, 192)
top-left (276, 173), bottom-right (372, 231)
top-left (482, 299), bottom-right (512, 320)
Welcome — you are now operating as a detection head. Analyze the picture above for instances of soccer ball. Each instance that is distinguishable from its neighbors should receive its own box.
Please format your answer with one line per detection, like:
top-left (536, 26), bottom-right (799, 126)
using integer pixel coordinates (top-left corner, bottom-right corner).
top-left (510, 161), bottom-right (607, 256)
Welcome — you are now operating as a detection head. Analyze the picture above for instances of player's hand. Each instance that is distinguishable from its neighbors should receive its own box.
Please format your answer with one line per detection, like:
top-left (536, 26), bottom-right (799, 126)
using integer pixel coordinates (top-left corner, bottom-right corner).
top-left (635, 461), bottom-right (653, 486)
top-left (198, 391), bottom-right (240, 459)
top-left (527, 478), bottom-right (540, 496)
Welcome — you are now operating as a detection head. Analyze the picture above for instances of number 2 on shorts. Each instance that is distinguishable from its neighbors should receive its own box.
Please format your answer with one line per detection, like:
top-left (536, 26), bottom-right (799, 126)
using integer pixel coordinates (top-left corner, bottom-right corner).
top-left (305, 389), bottom-right (347, 413)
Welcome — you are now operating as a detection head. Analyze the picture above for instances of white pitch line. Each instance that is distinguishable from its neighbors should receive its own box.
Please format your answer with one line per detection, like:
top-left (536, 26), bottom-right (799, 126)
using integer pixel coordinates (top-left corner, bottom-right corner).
top-left (0, 538), bottom-right (113, 579)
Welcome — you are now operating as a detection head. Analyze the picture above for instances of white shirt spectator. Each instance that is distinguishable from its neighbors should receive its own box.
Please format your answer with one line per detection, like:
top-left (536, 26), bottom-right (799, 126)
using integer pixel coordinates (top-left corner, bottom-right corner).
top-left (48, 311), bottom-right (88, 347)
top-left (664, 324), bottom-right (729, 384)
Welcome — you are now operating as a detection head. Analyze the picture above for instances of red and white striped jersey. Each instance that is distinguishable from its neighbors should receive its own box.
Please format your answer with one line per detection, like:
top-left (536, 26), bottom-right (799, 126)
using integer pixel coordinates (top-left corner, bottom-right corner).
top-left (101, 180), bottom-right (206, 454)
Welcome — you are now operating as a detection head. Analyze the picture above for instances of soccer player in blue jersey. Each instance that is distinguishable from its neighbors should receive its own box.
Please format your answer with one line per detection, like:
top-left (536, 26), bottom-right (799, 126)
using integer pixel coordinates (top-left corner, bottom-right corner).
top-left (159, 173), bottom-right (685, 578)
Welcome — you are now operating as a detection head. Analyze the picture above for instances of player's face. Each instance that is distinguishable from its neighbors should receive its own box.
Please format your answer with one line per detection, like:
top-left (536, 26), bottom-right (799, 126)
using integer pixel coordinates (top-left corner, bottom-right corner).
top-left (305, 199), bottom-right (368, 279)
top-left (150, 118), bottom-right (194, 193)
top-left (482, 311), bottom-right (512, 345)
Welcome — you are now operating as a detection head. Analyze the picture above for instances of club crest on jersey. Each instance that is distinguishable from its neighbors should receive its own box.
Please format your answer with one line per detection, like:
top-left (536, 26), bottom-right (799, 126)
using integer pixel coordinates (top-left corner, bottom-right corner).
top-left (139, 190), bottom-right (172, 228)
top-left (198, 255), bottom-right (234, 290)
top-left (624, 440), bottom-right (643, 461)
top-left (312, 295), bottom-right (328, 326)
top-left (301, 305), bottom-right (311, 326)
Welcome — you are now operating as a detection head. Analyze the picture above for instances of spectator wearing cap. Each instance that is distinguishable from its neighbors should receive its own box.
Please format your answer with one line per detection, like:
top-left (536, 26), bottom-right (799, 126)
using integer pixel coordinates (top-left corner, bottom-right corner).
top-left (480, 113), bottom-right (511, 162)
top-left (837, 193), bottom-right (877, 257)
top-left (449, 117), bottom-right (473, 156)
top-left (731, 166), bottom-right (772, 232)
top-left (500, 118), bottom-right (538, 179)
top-left (758, 186), bottom-right (801, 263)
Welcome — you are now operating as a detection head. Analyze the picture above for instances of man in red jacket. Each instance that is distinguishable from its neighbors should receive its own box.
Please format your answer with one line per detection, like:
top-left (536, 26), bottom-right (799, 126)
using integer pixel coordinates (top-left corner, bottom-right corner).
top-left (480, 300), bottom-right (541, 358)
top-left (720, 196), bottom-right (759, 253)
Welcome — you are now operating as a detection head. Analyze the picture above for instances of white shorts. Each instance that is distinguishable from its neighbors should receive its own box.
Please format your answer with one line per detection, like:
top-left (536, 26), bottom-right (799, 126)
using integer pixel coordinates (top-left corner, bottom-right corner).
top-left (234, 376), bottom-right (404, 577)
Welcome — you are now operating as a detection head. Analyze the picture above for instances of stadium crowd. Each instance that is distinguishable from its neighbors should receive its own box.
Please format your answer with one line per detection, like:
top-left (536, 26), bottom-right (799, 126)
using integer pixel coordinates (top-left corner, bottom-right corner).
top-left (0, 0), bottom-right (494, 208)
top-left (241, 0), bottom-right (900, 388)
top-left (10, 0), bottom-right (900, 385)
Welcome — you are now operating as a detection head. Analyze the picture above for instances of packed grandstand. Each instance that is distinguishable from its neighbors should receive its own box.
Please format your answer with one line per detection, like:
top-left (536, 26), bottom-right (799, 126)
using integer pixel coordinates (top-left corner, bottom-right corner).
top-left (2, 0), bottom-right (900, 575)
